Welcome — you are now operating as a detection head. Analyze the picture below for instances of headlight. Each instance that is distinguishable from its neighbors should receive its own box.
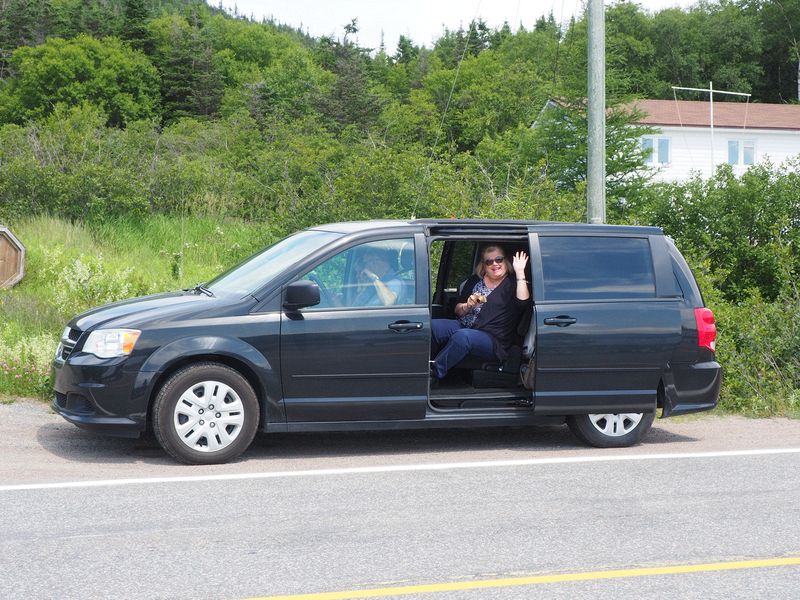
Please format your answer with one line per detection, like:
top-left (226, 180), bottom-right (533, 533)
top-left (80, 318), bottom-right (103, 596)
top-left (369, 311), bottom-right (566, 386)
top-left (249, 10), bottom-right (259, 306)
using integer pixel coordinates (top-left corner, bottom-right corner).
top-left (83, 329), bottom-right (141, 358)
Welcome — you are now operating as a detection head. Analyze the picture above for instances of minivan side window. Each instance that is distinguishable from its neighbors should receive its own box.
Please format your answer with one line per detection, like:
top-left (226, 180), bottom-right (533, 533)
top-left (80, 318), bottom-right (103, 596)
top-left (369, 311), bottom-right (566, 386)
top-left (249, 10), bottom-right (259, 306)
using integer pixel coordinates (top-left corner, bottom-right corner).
top-left (301, 238), bottom-right (416, 308)
top-left (539, 236), bottom-right (655, 301)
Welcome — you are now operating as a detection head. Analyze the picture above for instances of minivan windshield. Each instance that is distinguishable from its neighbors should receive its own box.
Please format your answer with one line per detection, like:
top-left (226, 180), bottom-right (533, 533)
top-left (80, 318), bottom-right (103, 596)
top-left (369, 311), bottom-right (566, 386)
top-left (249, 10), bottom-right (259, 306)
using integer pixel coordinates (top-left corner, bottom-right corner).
top-left (207, 229), bottom-right (341, 297)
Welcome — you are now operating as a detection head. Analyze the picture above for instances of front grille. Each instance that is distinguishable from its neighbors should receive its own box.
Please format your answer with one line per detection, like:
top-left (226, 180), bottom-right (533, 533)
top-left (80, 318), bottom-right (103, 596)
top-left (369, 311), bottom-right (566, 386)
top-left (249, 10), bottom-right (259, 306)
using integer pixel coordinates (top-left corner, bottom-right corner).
top-left (57, 327), bottom-right (82, 361)
top-left (58, 342), bottom-right (75, 361)
top-left (53, 391), bottom-right (94, 414)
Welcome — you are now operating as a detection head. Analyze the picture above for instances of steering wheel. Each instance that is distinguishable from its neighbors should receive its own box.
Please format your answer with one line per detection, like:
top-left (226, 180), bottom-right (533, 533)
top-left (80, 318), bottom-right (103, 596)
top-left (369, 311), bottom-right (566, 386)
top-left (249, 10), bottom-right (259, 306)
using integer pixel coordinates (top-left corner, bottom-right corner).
top-left (306, 274), bottom-right (335, 306)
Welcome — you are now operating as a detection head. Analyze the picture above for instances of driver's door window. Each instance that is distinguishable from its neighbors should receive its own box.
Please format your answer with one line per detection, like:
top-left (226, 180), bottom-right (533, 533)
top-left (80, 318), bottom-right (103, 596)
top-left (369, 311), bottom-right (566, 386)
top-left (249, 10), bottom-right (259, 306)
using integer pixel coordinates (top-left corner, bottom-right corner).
top-left (302, 238), bottom-right (416, 309)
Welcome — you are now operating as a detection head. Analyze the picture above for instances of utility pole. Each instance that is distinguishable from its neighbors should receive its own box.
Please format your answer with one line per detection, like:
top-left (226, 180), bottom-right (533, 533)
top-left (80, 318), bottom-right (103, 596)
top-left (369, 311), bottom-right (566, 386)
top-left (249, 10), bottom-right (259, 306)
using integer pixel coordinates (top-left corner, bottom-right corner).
top-left (587, 0), bottom-right (605, 224)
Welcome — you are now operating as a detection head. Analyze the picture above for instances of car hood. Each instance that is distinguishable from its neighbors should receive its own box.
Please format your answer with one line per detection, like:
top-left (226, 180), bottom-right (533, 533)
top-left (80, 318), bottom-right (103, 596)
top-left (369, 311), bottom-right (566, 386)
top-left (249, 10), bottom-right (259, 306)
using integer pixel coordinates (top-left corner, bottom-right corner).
top-left (70, 291), bottom-right (228, 332)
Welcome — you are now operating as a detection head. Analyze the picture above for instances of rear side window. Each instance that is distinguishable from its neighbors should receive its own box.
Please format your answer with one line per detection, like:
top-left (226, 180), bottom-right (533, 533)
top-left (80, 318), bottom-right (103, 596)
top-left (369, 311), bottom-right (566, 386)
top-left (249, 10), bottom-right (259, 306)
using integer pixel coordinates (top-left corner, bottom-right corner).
top-left (539, 236), bottom-right (655, 301)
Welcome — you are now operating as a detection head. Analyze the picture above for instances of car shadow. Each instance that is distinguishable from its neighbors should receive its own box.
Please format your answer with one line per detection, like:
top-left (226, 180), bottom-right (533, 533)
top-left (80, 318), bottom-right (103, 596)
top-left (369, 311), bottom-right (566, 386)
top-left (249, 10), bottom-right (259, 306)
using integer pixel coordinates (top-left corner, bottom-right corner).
top-left (36, 422), bottom-right (172, 465)
top-left (642, 424), bottom-right (700, 445)
top-left (246, 423), bottom-right (698, 460)
top-left (248, 424), bottom-right (581, 460)
top-left (35, 421), bottom-right (698, 465)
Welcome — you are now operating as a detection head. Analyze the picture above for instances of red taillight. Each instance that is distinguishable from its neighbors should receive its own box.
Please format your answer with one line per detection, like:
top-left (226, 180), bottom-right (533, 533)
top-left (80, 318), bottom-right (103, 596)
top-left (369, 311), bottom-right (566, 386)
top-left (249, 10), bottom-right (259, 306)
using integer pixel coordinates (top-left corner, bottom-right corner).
top-left (694, 307), bottom-right (716, 352)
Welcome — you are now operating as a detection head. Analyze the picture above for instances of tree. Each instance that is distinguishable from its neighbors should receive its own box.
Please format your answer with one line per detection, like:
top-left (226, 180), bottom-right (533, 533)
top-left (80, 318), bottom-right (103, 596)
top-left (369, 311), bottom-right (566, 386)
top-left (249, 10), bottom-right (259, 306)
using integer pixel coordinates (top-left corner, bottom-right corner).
top-left (605, 2), bottom-right (659, 97)
top-left (57, 0), bottom-right (122, 39)
top-left (312, 26), bottom-right (385, 131)
top-left (0, 0), bottom-right (55, 77)
top-left (650, 2), bottom-right (762, 97)
top-left (638, 160), bottom-right (800, 301)
top-left (0, 34), bottom-right (160, 127)
top-left (149, 15), bottom-right (223, 123)
top-left (394, 35), bottom-right (418, 65)
top-left (432, 20), bottom-right (493, 69)
top-left (649, 8), bottom-right (704, 95)
top-left (757, 0), bottom-right (800, 102)
top-left (417, 28), bottom-right (559, 153)
top-left (122, 0), bottom-right (154, 54)
top-left (527, 100), bottom-right (656, 210)
top-left (0, 0), bottom-right (51, 49)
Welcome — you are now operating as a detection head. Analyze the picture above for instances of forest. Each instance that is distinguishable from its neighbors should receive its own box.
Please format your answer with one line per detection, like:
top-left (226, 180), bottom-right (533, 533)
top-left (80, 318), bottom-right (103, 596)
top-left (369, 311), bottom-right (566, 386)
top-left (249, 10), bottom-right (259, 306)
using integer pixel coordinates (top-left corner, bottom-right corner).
top-left (0, 0), bottom-right (798, 415)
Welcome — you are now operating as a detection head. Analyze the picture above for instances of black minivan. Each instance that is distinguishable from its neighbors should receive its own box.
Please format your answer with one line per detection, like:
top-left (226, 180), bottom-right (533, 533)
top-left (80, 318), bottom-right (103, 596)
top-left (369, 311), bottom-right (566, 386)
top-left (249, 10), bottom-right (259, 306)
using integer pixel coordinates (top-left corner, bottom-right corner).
top-left (53, 220), bottom-right (721, 464)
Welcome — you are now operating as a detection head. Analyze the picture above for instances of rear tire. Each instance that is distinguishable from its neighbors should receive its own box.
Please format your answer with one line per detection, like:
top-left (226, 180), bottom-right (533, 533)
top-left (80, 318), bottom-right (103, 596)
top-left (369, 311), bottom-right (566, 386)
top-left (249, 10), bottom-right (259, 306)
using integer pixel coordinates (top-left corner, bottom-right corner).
top-left (567, 411), bottom-right (654, 448)
top-left (153, 362), bottom-right (259, 464)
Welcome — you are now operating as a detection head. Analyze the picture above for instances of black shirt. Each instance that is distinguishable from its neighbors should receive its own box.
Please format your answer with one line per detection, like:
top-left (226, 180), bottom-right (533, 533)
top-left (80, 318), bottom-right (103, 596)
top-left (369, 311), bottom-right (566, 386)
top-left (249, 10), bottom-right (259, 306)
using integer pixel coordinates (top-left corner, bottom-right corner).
top-left (458, 274), bottom-right (529, 359)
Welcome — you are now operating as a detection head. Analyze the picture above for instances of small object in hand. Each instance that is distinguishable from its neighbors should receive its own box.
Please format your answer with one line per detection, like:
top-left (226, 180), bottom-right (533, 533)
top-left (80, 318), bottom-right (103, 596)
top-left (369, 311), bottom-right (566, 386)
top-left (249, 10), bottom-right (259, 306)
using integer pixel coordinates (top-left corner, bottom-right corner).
top-left (476, 294), bottom-right (487, 304)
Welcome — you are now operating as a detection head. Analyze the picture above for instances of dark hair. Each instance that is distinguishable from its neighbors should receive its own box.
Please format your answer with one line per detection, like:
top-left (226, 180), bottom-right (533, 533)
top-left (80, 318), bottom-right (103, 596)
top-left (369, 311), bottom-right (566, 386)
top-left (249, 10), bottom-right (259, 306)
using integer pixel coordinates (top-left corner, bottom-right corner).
top-left (363, 247), bottom-right (393, 263)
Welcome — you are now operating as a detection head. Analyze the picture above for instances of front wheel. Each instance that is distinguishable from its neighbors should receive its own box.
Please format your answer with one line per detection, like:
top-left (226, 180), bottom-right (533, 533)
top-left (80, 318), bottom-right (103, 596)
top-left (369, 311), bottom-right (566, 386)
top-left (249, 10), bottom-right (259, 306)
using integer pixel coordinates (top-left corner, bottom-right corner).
top-left (152, 362), bottom-right (259, 464)
top-left (567, 411), bottom-right (654, 448)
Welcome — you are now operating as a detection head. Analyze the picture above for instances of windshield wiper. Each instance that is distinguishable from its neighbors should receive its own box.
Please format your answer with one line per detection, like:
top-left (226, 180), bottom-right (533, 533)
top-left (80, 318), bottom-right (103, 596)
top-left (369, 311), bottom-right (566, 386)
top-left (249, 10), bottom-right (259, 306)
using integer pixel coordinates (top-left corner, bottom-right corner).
top-left (192, 283), bottom-right (214, 297)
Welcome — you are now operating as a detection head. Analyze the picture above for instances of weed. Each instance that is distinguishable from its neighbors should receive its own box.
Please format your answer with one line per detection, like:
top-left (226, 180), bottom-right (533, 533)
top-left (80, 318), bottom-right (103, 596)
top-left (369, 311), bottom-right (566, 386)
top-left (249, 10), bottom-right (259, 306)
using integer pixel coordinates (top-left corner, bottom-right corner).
top-left (0, 334), bottom-right (57, 399)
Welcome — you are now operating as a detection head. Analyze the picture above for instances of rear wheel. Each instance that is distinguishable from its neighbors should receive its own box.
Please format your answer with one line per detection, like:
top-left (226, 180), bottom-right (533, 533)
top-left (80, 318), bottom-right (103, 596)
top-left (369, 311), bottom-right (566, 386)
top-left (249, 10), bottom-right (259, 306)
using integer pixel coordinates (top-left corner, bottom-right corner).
top-left (153, 362), bottom-right (259, 464)
top-left (567, 411), bottom-right (654, 448)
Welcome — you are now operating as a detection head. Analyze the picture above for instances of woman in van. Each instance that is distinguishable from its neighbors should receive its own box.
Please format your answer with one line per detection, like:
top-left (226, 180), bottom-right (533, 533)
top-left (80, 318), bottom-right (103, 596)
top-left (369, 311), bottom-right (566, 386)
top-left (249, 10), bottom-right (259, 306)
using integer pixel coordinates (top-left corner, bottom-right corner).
top-left (430, 245), bottom-right (529, 379)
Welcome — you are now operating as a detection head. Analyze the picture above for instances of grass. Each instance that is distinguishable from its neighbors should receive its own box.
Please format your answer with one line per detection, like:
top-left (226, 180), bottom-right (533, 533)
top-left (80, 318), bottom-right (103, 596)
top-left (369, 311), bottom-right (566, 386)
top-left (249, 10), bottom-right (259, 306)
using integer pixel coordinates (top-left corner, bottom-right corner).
top-left (0, 214), bottom-right (280, 398)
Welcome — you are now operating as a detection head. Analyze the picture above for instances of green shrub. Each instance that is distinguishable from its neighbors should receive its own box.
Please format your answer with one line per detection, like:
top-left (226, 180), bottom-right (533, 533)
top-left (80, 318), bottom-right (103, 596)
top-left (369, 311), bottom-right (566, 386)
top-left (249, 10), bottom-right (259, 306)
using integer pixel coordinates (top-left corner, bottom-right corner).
top-left (52, 253), bottom-right (151, 314)
top-left (0, 334), bottom-right (57, 399)
top-left (714, 289), bottom-right (800, 417)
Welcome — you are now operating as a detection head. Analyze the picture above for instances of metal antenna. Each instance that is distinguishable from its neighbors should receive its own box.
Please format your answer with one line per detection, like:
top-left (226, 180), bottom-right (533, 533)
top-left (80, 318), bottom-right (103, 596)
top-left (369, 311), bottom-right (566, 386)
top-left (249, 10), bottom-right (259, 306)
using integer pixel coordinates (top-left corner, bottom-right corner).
top-left (672, 83), bottom-right (751, 176)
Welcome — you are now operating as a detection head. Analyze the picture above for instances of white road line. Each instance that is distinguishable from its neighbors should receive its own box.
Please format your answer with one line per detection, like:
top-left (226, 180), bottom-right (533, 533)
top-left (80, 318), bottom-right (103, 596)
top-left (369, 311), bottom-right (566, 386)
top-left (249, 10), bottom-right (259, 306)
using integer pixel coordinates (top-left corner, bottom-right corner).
top-left (2, 448), bottom-right (799, 492)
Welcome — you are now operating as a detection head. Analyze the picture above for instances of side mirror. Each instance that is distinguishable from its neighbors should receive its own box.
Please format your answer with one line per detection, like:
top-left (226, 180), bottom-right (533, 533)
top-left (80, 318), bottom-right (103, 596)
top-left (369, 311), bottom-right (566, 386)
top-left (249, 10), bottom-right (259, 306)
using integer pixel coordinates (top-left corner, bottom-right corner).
top-left (284, 280), bottom-right (320, 310)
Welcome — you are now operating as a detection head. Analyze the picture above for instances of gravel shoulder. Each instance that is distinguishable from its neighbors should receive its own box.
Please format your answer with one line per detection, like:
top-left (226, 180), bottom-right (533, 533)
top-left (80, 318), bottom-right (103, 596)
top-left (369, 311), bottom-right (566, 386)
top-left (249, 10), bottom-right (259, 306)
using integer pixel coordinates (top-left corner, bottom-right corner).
top-left (2, 398), bottom-right (799, 486)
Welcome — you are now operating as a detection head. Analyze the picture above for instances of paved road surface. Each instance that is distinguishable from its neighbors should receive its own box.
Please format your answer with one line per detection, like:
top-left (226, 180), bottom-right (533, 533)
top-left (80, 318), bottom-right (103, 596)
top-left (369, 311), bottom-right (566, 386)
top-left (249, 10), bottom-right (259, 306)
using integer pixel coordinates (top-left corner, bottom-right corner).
top-left (0, 400), bottom-right (798, 599)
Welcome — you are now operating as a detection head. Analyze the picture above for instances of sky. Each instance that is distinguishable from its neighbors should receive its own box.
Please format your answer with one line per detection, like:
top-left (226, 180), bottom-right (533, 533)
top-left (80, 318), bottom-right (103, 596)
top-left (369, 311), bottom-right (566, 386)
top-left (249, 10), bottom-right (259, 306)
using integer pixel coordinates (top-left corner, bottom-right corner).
top-left (214, 0), bottom-right (699, 52)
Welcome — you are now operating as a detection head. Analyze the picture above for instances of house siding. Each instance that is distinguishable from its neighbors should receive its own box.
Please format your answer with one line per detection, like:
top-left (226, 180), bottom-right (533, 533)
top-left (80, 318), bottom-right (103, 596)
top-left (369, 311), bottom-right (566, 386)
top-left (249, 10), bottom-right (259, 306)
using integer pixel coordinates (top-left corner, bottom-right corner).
top-left (643, 126), bottom-right (800, 182)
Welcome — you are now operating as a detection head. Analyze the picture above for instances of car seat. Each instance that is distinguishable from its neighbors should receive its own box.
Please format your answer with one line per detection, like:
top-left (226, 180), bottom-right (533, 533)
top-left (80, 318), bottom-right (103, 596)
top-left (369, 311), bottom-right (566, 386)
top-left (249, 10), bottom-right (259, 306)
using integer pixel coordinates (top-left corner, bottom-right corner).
top-left (455, 305), bottom-right (534, 388)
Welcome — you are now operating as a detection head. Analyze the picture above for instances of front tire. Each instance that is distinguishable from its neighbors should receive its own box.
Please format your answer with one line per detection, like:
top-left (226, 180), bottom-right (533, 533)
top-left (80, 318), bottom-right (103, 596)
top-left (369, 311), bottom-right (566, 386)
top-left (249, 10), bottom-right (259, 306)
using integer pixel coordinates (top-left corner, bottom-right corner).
top-left (153, 362), bottom-right (259, 464)
top-left (567, 411), bottom-right (654, 448)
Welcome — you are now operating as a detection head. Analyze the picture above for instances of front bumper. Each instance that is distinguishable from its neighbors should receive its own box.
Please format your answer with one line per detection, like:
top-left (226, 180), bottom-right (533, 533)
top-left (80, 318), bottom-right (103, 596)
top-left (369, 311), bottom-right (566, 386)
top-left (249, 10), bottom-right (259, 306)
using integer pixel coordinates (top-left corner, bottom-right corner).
top-left (52, 352), bottom-right (155, 438)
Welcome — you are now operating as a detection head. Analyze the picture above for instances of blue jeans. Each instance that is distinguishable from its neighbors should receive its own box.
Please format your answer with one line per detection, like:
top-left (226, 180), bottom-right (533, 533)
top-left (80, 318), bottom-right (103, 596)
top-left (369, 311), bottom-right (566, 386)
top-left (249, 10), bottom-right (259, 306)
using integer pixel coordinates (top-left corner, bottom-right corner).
top-left (431, 319), bottom-right (496, 379)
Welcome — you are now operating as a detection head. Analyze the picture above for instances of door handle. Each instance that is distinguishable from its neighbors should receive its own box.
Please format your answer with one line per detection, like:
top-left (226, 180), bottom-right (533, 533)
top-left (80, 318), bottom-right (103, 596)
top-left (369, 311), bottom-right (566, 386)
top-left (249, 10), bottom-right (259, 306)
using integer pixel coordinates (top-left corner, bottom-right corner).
top-left (543, 316), bottom-right (577, 327)
top-left (388, 321), bottom-right (424, 333)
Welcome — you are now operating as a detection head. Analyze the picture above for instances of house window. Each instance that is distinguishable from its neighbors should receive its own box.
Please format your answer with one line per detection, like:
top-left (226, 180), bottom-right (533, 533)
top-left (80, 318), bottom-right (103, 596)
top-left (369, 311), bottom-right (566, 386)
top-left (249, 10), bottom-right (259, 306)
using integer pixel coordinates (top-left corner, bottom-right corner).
top-left (727, 141), bottom-right (738, 165)
top-left (743, 141), bottom-right (755, 165)
top-left (642, 136), bottom-right (670, 165)
top-left (727, 140), bottom-right (755, 166)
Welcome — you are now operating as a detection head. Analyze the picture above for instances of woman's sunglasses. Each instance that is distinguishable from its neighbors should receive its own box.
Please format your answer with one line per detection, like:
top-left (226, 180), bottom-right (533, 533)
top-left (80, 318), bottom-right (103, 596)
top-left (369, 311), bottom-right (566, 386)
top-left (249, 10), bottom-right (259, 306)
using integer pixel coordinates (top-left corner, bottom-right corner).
top-left (483, 256), bottom-right (505, 266)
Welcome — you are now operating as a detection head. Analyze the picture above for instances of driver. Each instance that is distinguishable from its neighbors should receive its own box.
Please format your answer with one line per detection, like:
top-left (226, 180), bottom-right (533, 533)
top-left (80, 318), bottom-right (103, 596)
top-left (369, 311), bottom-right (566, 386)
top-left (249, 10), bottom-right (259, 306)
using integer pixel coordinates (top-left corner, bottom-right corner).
top-left (354, 248), bottom-right (403, 306)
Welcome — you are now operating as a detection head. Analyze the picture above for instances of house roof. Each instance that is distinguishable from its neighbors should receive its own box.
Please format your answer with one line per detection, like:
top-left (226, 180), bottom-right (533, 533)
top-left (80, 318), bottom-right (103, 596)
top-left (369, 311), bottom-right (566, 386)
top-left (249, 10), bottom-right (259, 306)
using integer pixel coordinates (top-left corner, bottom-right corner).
top-left (630, 99), bottom-right (800, 131)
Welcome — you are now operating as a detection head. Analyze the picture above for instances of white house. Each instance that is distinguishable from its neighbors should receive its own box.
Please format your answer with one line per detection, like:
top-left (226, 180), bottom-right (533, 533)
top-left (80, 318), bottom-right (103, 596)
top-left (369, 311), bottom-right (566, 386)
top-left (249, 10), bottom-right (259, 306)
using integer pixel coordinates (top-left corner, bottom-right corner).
top-left (631, 99), bottom-right (800, 182)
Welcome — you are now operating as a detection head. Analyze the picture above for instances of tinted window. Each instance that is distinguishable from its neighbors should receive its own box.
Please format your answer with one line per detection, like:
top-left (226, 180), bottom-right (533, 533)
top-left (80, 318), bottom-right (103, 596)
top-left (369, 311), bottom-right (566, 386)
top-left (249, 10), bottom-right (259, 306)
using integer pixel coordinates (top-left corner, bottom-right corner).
top-left (540, 236), bottom-right (655, 300)
top-left (301, 238), bottom-right (416, 309)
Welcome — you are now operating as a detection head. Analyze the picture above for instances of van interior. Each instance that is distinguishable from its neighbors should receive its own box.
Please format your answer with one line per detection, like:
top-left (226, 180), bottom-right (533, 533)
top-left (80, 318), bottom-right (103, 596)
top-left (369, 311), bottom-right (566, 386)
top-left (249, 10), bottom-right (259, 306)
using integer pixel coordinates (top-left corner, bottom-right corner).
top-left (428, 237), bottom-right (535, 409)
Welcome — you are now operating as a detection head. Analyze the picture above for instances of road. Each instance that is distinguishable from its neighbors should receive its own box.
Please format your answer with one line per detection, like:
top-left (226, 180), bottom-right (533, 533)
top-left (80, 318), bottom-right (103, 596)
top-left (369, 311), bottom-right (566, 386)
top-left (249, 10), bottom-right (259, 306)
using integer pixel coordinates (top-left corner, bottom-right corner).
top-left (0, 400), bottom-right (799, 599)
